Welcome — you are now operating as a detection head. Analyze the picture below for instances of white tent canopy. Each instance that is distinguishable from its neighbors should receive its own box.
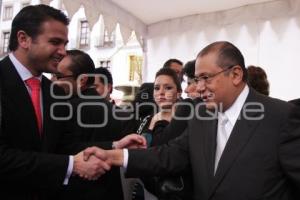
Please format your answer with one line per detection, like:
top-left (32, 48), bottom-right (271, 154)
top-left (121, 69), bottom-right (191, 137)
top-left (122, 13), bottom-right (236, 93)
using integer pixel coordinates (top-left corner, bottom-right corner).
top-left (43, 0), bottom-right (300, 100)
top-left (51, 0), bottom-right (279, 47)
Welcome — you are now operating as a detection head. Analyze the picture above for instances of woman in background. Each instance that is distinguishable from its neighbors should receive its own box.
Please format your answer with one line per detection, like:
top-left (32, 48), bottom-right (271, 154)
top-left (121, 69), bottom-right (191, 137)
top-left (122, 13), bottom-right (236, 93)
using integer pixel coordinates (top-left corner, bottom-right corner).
top-left (132, 68), bottom-right (192, 200)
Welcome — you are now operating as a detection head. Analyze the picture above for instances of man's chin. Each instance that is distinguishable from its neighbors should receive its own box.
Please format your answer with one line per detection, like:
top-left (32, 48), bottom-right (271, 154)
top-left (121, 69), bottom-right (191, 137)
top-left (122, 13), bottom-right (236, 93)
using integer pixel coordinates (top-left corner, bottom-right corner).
top-left (45, 66), bottom-right (58, 74)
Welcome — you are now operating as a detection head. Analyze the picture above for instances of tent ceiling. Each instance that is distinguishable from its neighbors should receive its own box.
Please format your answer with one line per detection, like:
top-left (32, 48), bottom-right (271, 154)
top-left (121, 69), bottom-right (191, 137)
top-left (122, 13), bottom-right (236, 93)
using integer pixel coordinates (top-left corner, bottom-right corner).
top-left (110, 0), bottom-right (274, 24)
top-left (56, 0), bottom-right (278, 47)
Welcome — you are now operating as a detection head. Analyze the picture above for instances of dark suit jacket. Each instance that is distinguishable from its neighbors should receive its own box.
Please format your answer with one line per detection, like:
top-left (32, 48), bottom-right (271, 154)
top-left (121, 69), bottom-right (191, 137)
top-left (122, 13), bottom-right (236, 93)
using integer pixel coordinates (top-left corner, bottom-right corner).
top-left (58, 88), bottom-right (123, 200)
top-left (289, 98), bottom-right (300, 107)
top-left (127, 88), bottom-right (300, 200)
top-left (121, 82), bottom-right (156, 135)
top-left (0, 56), bottom-right (114, 200)
top-left (0, 56), bottom-right (70, 199)
top-left (56, 88), bottom-right (118, 155)
top-left (153, 98), bottom-right (200, 145)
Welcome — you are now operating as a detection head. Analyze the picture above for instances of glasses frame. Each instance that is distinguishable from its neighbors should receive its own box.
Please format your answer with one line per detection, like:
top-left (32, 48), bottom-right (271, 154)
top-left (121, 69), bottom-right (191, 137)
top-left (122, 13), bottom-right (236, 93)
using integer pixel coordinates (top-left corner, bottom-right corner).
top-left (193, 65), bottom-right (235, 85)
top-left (53, 74), bottom-right (76, 80)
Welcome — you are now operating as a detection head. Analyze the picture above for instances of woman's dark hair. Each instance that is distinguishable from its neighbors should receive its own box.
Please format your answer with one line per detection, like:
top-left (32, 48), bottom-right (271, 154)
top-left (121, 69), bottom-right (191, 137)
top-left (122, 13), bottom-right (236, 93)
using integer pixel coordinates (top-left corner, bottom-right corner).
top-left (163, 58), bottom-right (183, 68)
top-left (182, 60), bottom-right (196, 79)
top-left (247, 65), bottom-right (270, 96)
top-left (9, 4), bottom-right (69, 51)
top-left (155, 68), bottom-right (182, 92)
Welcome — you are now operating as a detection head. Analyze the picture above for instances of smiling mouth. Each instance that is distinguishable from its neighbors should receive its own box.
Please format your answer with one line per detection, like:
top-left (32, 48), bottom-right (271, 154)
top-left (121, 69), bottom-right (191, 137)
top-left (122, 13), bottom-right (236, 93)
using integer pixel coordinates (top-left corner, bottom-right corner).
top-left (201, 93), bottom-right (214, 102)
top-left (52, 56), bottom-right (63, 63)
top-left (157, 98), bottom-right (167, 102)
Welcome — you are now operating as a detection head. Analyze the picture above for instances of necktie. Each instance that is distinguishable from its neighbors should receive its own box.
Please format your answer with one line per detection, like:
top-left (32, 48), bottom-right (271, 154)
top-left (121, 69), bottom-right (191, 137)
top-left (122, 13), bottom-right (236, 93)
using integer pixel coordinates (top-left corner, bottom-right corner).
top-left (26, 77), bottom-right (42, 135)
top-left (214, 114), bottom-right (229, 174)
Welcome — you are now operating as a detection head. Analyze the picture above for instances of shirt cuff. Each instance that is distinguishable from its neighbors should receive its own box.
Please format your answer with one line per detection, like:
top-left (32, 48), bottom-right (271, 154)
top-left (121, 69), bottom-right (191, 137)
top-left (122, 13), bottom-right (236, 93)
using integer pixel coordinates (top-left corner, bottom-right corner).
top-left (63, 155), bottom-right (74, 185)
top-left (123, 149), bottom-right (129, 170)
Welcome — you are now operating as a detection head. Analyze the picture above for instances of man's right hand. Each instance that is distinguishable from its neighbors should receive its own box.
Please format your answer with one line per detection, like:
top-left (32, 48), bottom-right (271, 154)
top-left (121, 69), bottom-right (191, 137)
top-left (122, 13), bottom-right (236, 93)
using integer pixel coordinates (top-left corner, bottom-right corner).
top-left (83, 146), bottom-right (124, 167)
top-left (73, 150), bottom-right (111, 180)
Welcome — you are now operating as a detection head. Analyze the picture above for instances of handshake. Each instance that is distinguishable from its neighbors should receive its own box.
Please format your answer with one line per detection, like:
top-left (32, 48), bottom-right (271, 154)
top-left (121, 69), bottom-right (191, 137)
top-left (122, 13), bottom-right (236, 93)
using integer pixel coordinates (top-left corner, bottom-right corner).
top-left (72, 133), bottom-right (146, 180)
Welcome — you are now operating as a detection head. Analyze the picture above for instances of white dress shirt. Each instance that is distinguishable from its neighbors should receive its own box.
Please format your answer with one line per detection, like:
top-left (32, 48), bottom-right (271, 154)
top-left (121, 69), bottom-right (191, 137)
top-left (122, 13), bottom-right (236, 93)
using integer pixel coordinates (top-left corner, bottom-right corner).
top-left (215, 85), bottom-right (249, 172)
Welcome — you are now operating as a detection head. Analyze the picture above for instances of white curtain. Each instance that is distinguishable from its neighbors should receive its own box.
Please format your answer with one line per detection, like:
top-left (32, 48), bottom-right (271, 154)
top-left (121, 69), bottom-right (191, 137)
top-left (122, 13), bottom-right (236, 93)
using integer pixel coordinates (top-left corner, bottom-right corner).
top-left (145, 0), bottom-right (300, 101)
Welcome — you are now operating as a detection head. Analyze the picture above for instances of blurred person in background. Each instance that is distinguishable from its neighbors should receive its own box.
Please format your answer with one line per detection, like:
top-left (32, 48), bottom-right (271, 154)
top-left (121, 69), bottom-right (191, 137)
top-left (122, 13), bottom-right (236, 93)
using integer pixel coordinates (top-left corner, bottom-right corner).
top-left (54, 49), bottom-right (142, 200)
top-left (182, 59), bottom-right (200, 99)
top-left (247, 65), bottom-right (269, 96)
top-left (130, 68), bottom-right (193, 200)
top-left (93, 67), bottom-right (115, 104)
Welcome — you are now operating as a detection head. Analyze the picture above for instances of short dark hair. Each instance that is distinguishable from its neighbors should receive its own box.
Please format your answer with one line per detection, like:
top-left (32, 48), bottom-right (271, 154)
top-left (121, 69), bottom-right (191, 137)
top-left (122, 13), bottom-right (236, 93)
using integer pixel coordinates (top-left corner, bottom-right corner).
top-left (182, 60), bottom-right (196, 79)
top-left (66, 50), bottom-right (95, 86)
top-left (162, 58), bottom-right (183, 68)
top-left (94, 67), bottom-right (113, 85)
top-left (155, 68), bottom-right (182, 92)
top-left (197, 41), bottom-right (247, 81)
top-left (9, 4), bottom-right (69, 51)
top-left (247, 65), bottom-right (270, 96)
top-left (94, 67), bottom-right (113, 93)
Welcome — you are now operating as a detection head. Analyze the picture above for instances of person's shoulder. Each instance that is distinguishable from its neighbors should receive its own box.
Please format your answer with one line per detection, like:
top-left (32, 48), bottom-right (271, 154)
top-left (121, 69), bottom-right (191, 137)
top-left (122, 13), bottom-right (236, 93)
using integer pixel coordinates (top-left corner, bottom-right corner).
top-left (70, 88), bottom-right (112, 110)
top-left (42, 76), bottom-right (65, 95)
top-left (0, 55), bottom-right (10, 64)
top-left (249, 88), bottom-right (289, 108)
top-left (140, 82), bottom-right (154, 90)
top-left (288, 98), bottom-right (300, 107)
top-left (0, 56), bottom-right (13, 72)
top-left (250, 90), bottom-right (297, 121)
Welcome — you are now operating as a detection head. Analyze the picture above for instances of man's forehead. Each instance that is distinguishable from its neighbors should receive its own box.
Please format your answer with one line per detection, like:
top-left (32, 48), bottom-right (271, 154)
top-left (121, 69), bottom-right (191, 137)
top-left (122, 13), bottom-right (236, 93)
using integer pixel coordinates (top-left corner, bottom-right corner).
top-left (39, 20), bottom-right (68, 36)
top-left (195, 52), bottom-right (221, 72)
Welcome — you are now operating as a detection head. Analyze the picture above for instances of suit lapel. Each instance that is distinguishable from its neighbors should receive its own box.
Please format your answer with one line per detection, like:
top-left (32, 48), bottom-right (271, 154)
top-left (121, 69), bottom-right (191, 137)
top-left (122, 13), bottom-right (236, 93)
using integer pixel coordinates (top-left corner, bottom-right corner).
top-left (41, 76), bottom-right (60, 151)
top-left (41, 77), bottom-right (70, 152)
top-left (41, 77), bottom-right (50, 143)
top-left (193, 103), bottom-right (218, 188)
top-left (0, 57), bottom-right (42, 146)
top-left (207, 90), bottom-right (263, 199)
top-left (203, 115), bottom-right (218, 181)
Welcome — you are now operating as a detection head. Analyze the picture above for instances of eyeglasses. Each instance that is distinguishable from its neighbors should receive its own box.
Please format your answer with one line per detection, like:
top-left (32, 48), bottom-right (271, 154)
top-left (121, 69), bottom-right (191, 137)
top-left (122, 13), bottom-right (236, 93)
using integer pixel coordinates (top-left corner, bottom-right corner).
top-left (193, 65), bottom-right (235, 85)
top-left (52, 74), bottom-right (75, 80)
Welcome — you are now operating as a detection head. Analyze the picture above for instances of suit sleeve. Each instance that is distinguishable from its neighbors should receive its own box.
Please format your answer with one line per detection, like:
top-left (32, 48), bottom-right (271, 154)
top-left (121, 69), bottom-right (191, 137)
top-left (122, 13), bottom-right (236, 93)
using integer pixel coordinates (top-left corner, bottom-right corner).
top-left (56, 98), bottom-right (115, 155)
top-left (0, 62), bottom-right (72, 188)
top-left (151, 99), bottom-right (192, 145)
top-left (0, 141), bottom-right (69, 187)
top-left (126, 128), bottom-right (190, 177)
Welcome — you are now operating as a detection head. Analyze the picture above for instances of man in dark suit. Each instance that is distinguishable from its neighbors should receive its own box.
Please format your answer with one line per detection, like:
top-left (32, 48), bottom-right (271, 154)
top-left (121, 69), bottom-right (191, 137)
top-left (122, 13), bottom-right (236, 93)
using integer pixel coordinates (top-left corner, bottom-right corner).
top-left (0, 5), bottom-right (145, 200)
top-left (86, 41), bottom-right (300, 200)
top-left (93, 67), bottom-right (115, 104)
top-left (53, 49), bottom-right (124, 200)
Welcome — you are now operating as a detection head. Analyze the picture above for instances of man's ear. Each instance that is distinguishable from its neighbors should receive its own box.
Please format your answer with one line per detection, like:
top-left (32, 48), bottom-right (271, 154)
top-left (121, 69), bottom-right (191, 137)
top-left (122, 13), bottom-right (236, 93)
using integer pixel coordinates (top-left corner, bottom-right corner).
top-left (231, 65), bottom-right (244, 85)
top-left (79, 74), bottom-right (88, 88)
top-left (17, 30), bottom-right (31, 49)
top-left (107, 83), bottom-right (113, 94)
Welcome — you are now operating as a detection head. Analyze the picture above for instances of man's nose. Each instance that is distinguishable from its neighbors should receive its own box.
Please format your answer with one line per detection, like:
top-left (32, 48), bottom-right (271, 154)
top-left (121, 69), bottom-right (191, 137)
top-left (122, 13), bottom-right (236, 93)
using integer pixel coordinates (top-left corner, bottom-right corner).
top-left (196, 81), bottom-right (205, 93)
top-left (58, 44), bottom-right (67, 57)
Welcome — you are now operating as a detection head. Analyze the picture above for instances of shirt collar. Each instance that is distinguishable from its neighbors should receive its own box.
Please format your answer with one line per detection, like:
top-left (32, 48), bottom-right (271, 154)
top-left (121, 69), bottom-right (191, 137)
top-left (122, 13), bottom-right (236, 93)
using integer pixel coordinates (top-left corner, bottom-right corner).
top-left (220, 85), bottom-right (249, 126)
top-left (9, 53), bottom-right (42, 81)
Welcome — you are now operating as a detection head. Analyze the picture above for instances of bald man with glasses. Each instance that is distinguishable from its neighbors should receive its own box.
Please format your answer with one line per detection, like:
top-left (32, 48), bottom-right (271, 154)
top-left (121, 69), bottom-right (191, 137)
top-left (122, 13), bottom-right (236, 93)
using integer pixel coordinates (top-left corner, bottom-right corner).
top-left (86, 41), bottom-right (300, 200)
